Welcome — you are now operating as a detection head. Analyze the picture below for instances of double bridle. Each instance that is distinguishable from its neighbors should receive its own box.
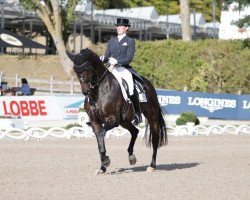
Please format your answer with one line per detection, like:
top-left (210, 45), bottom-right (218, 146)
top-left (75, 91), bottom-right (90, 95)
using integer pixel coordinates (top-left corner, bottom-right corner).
top-left (74, 59), bottom-right (108, 96)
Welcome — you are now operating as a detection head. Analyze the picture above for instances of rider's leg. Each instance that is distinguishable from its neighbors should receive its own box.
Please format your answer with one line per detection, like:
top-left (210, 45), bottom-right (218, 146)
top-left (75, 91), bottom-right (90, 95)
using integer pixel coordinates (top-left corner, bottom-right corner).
top-left (116, 67), bottom-right (142, 125)
top-left (130, 87), bottom-right (142, 125)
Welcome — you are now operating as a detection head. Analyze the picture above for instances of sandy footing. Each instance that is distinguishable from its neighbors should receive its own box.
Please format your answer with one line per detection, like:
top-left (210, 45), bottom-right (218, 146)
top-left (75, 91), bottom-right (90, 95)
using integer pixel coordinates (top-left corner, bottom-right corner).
top-left (0, 135), bottom-right (250, 200)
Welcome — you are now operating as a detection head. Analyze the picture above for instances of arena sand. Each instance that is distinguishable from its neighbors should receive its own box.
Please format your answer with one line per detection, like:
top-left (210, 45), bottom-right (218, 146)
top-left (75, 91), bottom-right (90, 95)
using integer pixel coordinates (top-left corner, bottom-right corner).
top-left (0, 135), bottom-right (249, 200)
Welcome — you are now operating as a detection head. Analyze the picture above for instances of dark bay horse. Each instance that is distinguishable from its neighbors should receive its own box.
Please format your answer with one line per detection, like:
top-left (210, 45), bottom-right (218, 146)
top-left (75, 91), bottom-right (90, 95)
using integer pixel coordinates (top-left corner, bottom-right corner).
top-left (66, 48), bottom-right (167, 173)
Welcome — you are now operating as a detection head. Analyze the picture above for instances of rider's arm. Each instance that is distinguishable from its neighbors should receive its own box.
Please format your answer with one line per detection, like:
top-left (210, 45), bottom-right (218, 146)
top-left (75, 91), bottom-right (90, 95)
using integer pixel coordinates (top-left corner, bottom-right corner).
top-left (103, 38), bottom-right (112, 63)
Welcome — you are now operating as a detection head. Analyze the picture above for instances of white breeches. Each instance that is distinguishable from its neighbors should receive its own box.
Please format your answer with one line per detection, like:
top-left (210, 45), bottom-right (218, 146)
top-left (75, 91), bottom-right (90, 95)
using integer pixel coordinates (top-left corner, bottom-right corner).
top-left (111, 66), bottom-right (134, 96)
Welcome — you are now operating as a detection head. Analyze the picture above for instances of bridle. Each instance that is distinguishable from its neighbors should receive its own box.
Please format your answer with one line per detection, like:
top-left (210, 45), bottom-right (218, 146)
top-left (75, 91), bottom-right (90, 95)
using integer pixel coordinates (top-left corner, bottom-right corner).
top-left (73, 58), bottom-right (108, 96)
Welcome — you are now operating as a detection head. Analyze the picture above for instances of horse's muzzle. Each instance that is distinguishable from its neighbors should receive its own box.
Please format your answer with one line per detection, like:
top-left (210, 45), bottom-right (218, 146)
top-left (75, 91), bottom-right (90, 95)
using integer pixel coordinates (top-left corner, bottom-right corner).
top-left (81, 89), bottom-right (89, 96)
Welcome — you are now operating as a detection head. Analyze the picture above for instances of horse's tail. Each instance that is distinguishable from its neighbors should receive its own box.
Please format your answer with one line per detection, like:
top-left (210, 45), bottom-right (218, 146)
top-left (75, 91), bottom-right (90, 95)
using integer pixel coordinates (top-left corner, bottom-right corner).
top-left (157, 105), bottom-right (168, 147)
top-left (144, 103), bottom-right (168, 148)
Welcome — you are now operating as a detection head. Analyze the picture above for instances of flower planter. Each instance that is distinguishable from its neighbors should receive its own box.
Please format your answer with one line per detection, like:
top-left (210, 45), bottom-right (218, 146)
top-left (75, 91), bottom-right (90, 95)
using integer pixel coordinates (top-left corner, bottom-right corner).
top-left (0, 118), bottom-right (28, 130)
top-left (186, 122), bottom-right (195, 127)
top-left (186, 122), bottom-right (195, 135)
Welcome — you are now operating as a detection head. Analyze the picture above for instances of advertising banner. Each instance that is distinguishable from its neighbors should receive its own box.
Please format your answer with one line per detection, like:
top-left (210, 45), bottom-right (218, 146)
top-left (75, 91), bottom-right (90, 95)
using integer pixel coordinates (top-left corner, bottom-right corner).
top-left (0, 95), bottom-right (84, 120)
top-left (0, 91), bottom-right (249, 120)
top-left (157, 90), bottom-right (250, 120)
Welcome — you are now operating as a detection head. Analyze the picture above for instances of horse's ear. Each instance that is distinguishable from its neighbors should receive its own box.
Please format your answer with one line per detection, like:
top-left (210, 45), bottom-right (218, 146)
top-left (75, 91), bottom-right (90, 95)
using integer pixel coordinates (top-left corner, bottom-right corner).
top-left (66, 50), bottom-right (75, 62)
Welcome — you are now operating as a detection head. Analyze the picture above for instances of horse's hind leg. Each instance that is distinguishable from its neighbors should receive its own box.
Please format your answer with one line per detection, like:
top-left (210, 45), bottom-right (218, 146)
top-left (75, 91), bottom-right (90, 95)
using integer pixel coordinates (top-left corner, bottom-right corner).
top-left (121, 122), bottom-right (139, 165)
top-left (147, 121), bottom-right (159, 172)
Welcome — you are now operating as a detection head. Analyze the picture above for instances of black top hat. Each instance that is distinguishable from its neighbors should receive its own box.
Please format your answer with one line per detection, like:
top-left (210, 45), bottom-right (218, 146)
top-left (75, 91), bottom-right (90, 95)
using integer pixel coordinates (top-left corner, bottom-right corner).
top-left (115, 18), bottom-right (130, 27)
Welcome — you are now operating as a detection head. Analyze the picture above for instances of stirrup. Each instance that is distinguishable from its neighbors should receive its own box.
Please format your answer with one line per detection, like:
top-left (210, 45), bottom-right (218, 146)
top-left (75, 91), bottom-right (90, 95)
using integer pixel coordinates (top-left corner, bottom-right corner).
top-left (133, 115), bottom-right (142, 125)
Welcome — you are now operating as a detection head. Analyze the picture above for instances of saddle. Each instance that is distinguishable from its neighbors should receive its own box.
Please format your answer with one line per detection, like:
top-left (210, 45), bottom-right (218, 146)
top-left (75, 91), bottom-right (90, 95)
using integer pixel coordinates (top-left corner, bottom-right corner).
top-left (107, 63), bottom-right (147, 102)
top-left (122, 79), bottom-right (147, 103)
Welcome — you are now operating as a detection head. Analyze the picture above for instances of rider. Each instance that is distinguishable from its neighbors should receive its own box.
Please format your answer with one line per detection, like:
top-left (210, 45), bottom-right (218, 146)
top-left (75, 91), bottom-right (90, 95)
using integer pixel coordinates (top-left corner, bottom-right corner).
top-left (102, 18), bottom-right (142, 125)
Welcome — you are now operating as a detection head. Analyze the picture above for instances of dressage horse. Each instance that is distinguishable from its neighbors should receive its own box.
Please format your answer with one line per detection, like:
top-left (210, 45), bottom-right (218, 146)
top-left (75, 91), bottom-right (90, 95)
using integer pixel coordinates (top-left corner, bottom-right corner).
top-left (66, 48), bottom-right (167, 173)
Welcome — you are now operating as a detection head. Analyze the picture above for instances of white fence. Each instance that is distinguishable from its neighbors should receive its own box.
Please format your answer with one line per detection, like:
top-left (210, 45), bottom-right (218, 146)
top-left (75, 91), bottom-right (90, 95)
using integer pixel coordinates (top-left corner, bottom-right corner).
top-left (1, 124), bottom-right (250, 140)
top-left (0, 74), bottom-right (82, 94)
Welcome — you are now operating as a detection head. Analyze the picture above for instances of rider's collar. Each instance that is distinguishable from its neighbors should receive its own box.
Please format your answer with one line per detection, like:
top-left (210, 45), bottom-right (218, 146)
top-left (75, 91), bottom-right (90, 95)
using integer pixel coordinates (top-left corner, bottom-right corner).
top-left (118, 34), bottom-right (126, 42)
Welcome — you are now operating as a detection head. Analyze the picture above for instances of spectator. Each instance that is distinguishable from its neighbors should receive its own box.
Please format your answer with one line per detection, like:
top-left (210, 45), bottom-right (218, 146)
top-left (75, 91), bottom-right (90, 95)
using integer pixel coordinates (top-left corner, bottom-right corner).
top-left (18, 78), bottom-right (31, 95)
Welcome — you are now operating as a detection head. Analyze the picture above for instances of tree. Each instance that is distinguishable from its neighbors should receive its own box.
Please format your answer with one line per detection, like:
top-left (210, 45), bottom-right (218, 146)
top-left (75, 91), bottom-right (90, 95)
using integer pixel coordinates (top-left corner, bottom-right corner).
top-left (180, 0), bottom-right (192, 41)
top-left (222, 0), bottom-right (250, 28)
top-left (94, 0), bottom-right (130, 9)
top-left (20, 0), bottom-right (81, 77)
top-left (19, 0), bottom-right (132, 77)
top-left (190, 0), bottom-right (222, 22)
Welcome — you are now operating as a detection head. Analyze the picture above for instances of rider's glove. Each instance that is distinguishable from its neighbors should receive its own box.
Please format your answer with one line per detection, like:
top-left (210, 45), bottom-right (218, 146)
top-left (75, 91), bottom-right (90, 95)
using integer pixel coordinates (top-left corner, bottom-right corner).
top-left (100, 55), bottom-right (105, 62)
top-left (109, 57), bottom-right (118, 65)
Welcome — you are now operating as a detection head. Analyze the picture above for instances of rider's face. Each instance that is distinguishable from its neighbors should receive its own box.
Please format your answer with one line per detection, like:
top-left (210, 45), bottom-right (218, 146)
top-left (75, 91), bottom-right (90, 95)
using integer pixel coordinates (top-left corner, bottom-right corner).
top-left (116, 26), bottom-right (128, 35)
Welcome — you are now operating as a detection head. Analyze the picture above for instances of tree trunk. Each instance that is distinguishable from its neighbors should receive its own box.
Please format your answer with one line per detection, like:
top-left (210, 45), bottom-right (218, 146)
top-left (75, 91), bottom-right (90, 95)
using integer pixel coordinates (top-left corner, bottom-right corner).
top-left (51, 33), bottom-right (73, 77)
top-left (180, 0), bottom-right (192, 41)
top-left (35, 3), bottom-right (74, 78)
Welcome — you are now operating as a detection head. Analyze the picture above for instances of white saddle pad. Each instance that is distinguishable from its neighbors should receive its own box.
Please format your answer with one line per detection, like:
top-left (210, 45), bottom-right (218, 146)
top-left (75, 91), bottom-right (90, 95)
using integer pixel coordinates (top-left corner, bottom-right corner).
top-left (109, 65), bottom-right (147, 102)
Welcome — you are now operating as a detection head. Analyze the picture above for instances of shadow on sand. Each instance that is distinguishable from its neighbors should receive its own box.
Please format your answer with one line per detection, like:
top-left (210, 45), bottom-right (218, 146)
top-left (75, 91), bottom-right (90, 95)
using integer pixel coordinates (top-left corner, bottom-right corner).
top-left (108, 162), bottom-right (200, 174)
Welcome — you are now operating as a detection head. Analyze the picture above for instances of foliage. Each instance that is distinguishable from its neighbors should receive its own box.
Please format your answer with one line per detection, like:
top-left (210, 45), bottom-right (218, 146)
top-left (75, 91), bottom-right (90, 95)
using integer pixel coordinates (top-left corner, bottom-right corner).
top-left (176, 111), bottom-right (200, 125)
top-left (131, 39), bottom-right (250, 94)
top-left (175, 117), bottom-right (187, 126)
top-left (79, 107), bottom-right (86, 112)
top-left (222, 0), bottom-right (250, 28)
top-left (20, 0), bottom-right (80, 44)
top-left (94, 0), bottom-right (130, 9)
top-left (19, 0), bottom-right (80, 77)
top-left (65, 123), bottom-right (82, 129)
top-left (190, 0), bottom-right (222, 22)
top-left (222, 0), bottom-right (250, 10)
top-left (94, 0), bottom-right (222, 22)
top-left (94, 0), bottom-right (247, 25)
top-left (232, 15), bottom-right (250, 28)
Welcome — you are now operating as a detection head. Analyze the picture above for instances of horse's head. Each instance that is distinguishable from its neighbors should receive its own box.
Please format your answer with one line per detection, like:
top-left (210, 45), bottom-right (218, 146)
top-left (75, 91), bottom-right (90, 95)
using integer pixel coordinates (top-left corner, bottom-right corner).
top-left (66, 49), bottom-right (98, 95)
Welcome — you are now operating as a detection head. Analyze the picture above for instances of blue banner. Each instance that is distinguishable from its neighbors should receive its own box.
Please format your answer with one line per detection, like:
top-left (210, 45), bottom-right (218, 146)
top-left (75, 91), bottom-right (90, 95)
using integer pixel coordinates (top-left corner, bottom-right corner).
top-left (156, 90), bottom-right (250, 120)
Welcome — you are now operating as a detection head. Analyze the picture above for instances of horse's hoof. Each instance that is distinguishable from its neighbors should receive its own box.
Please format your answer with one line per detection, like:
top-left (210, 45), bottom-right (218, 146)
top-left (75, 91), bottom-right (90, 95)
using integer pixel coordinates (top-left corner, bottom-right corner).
top-left (102, 156), bottom-right (111, 167)
top-left (95, 166), bottom-right (106, 174)
top-left (128, 154), bottom-right (137, 165)
top-left (146, 166), bottom-right (155, 172)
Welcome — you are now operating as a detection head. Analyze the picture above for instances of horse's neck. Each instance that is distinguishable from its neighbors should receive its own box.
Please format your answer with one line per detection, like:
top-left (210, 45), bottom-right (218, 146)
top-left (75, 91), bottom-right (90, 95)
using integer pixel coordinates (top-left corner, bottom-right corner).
top-left (97, 71), bottom-right (119, 92)
top-left (91, 61), bottom-right (120, 92)
top-left (95, 63), bottom-right (106, 78)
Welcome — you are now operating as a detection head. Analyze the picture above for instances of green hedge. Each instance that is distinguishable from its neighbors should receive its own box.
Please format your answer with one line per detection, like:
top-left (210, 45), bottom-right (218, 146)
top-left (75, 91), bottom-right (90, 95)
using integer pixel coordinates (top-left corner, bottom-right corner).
top-left (130, 39), bottom-right (250, 94)
top-left (176, 111), bottom-right (200, 126)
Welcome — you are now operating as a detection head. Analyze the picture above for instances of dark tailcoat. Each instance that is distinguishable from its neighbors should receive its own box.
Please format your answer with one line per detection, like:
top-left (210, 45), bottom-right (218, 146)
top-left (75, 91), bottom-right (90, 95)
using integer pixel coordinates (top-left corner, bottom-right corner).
top-left (104, 35), bottom-right (144, 83)
top-left (104, 35), bottom-right (135, 68)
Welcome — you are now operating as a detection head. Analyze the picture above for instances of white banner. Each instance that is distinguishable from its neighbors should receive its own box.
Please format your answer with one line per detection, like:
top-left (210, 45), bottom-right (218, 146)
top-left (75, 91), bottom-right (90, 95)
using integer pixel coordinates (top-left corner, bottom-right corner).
top-left (0, 95), bottom-right (85, 121)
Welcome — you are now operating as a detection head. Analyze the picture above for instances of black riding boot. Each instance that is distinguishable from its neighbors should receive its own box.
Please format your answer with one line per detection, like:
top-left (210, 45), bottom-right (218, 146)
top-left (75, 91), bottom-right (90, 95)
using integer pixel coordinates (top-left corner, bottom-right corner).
top-left (130, 89), bottom-right (142, 125)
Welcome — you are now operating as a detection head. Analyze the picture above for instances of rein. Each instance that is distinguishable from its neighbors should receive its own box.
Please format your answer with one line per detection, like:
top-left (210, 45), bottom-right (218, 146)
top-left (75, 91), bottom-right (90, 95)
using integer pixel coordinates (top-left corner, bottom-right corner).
top-left (78, 66), bottom-right (108, 88)
top-left (76, 62), bottom-right (108, 100)
top-left (93, 68), bottom-right (108, 88)
top-left (73, 54), bottom-right (109, 104)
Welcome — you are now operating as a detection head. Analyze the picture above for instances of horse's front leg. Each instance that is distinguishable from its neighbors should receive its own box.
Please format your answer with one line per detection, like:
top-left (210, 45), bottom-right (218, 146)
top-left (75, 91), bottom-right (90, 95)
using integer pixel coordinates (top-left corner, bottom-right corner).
top-left (95, 126), bottom-right (110, 173)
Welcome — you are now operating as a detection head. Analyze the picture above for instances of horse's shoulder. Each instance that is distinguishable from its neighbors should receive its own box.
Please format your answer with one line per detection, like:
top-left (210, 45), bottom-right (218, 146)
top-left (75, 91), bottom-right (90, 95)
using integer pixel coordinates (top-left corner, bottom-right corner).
top-left (99, 72), bottom-right (122, 93)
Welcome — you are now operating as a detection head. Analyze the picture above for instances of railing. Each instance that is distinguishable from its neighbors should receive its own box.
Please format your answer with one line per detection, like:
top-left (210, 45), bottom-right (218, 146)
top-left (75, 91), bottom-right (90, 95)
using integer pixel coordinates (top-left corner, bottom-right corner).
top-left (0, 124), bottom-right (250, 140)
top-left (0, 74), bottom-right (82, 94)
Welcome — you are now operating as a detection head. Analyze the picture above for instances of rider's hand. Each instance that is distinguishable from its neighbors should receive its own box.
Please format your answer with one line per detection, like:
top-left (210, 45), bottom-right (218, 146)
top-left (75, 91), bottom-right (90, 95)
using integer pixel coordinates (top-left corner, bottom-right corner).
top-left (109, 57), bottom-right (118, 65)
top-left (100, 55), bottom-right (105, 62)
